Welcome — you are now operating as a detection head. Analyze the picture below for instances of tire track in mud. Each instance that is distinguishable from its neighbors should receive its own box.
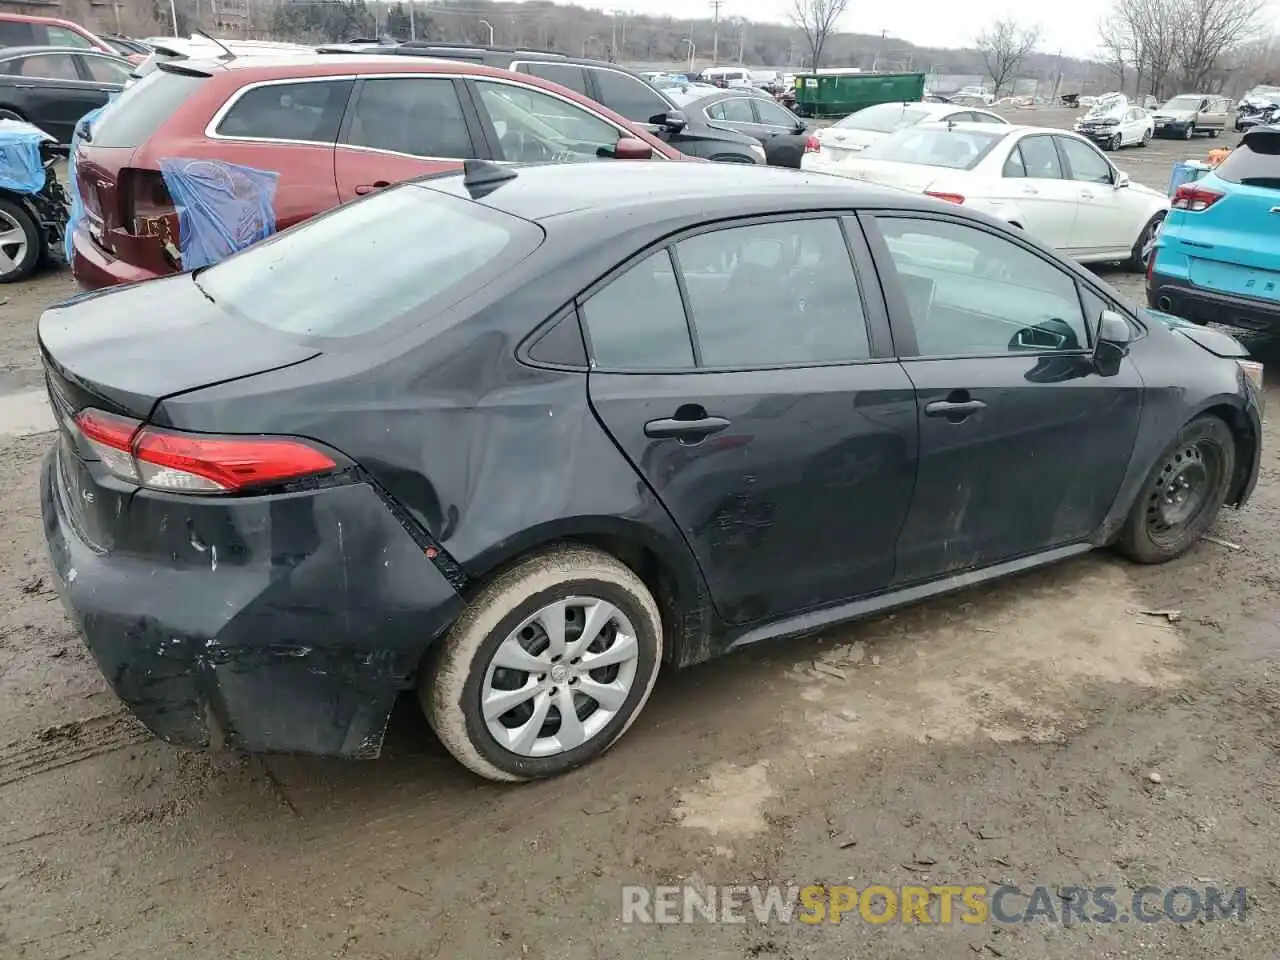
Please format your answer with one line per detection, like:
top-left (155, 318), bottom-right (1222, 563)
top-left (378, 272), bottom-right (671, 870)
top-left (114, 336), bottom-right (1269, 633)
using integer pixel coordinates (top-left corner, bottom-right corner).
top-left (0, 710), bottom-right (151, 788)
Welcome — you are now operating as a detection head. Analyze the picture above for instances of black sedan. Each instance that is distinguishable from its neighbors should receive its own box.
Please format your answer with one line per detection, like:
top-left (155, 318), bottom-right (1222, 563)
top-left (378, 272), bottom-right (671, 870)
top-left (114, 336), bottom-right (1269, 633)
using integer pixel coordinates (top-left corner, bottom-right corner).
top-left (671, 88), bottom-right (814, 167)
top-left (39, 161), bottom-right (1263, 782)
top-left (0, 45), bottom-right (129, 141)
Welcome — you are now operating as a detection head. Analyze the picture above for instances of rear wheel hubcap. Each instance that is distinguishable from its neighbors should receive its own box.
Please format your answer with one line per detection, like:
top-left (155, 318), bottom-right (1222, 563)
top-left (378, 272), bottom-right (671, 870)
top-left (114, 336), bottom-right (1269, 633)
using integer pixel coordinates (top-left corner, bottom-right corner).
top-left (481, 596), bottom-right (640, 758)
top-left (0, 209), bottom-right (28, 277)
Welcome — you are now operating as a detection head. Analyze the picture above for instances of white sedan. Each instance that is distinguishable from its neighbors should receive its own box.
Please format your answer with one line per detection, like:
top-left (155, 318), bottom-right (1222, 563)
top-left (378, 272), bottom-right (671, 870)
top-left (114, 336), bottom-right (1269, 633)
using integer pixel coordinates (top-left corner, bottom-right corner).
top-left (1074, 104), bottom-right (1155, 151)
top-left (808, 100), bottom-right (1008, 162)
top-left (804, 122), bottom-right (1170, 269)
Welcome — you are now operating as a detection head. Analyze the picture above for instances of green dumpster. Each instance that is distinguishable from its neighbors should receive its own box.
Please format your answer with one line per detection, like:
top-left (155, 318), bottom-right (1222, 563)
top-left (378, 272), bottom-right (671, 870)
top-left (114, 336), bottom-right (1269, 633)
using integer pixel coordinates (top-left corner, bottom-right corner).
top-left (793, 71), bottom-right (926, 119)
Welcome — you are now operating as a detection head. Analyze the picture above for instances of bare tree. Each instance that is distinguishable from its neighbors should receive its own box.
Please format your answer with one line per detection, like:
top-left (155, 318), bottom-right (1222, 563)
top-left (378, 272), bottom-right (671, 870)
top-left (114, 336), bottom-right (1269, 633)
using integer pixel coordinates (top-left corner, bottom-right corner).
top-left (1098, 12), bottom-right (1134, 90)
top-left (788, 0), bottom-right (851, 73)
top-left (976, 18), bottom-right (1042, 96)
top-left (1176, 0), bottom-right (1268, 89)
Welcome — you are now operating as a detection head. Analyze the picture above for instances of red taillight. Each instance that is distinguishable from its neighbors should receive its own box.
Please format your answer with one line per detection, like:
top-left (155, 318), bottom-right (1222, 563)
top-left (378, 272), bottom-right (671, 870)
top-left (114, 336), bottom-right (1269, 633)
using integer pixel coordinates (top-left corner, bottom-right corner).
top-left (118, 167), bottom-right (175, 236)
top-left (805, 136), bottom-right (820, 153)
top-left (925, 191), bottom-right (965, 205)
top-left (73, 408), bottom-right (338, 494)
top-left (1171, 183), bottom-right (1223, 211)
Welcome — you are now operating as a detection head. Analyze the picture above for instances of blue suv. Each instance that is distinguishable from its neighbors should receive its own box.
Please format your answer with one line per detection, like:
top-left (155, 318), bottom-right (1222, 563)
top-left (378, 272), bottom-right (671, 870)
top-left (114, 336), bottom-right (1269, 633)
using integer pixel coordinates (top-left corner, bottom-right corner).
top-left (1148, 125), bottom-right (1280, 332)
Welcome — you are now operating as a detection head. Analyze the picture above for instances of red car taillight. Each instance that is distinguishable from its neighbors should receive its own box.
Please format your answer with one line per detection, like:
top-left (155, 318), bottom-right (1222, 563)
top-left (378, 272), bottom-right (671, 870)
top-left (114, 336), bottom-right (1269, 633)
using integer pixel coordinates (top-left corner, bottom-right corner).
top-left (75, 409), bottom-right (338, 494)
top-left (1171, 183), bottom-right (1223, 211)
top-left (925, 191), bottom-right (965, 205)
top-left (804, 136), bottom-right (820, 153)
top-left (118, 167), bottom-right (175, 236)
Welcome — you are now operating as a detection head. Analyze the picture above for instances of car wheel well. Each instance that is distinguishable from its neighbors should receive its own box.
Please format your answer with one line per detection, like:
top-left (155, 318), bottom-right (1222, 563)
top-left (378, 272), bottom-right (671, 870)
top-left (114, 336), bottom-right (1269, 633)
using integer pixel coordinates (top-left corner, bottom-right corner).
top-left (710, 153), bottom-right (756, 163)
top-left (1202, 404), bottom-right (1257, 506)
top-left (0, 105), bottom-right (25, 119)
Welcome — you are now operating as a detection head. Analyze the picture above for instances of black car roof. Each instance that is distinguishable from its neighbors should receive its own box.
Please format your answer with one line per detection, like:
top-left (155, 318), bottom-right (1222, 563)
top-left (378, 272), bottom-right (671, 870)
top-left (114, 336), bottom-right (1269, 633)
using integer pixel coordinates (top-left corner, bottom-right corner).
top-left (0, 45), bottom-right (120, 59)
top-left (417, 161), bottom-right (908, 224)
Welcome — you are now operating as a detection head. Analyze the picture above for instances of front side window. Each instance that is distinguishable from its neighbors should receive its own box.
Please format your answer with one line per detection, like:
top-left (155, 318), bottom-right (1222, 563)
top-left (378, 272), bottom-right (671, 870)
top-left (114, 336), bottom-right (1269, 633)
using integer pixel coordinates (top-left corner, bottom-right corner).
top-left (754, 99), bottom-right (796, 127)
top-left (708, 98), bottom-right (755, 123)
top-left (675, 218), bottom-right (870, 367)
top-left (345, 78), bottom-right (473, 158)
top-left (82, 55), bottom-right (133, 84)
top-left (518, 62), bottom-right (589, 96)
top-left (590, 68), bottom-right (670, 123)
top-left (876, 217), bottom-right (1089, 357)
top-left (581, 250), bottom-right (694, 370)
top-left (474, 81), bottom-right (624, 162)
top-left (1058, 136), bottom-right (1113, 184)
top-left (216, 79), bottom-right (352, 144)
top-left (46, 26), bottom-right (95, 49)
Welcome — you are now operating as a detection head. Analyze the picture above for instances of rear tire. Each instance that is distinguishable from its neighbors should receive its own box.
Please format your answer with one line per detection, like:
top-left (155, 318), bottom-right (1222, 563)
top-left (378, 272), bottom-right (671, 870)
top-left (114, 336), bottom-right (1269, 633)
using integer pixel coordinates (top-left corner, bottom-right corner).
top-left (1140, 128), bottom-right (1152, 147)
top-left (422, 544), bottom-right (663, 782)
top-left (0, 196), bottom-right (41, 283)
top-left (1182, 124), bottom-right (1194, 140)
top-left (1108, 133), bottom-right (1122, 151)
top-left (0, 107), bottom-right (24, 123)
top-left (1116, 416), bottom-right (1235, 564)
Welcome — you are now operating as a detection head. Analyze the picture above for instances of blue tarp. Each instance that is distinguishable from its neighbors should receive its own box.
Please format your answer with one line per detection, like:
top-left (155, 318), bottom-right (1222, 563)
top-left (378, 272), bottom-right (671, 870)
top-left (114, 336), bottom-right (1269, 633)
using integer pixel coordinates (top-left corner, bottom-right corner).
top-left (64, 106), bottom-right (107, 262)
top-left (0, 121), bottom-right (50, 194)
top-left (159, 158), bottom-right (279, 271)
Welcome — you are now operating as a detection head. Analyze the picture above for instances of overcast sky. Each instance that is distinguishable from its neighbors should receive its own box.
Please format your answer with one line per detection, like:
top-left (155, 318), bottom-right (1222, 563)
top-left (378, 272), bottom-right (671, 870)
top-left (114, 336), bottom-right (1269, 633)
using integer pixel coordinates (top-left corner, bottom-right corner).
top-left (597, 0), bottom-right (1280, 61)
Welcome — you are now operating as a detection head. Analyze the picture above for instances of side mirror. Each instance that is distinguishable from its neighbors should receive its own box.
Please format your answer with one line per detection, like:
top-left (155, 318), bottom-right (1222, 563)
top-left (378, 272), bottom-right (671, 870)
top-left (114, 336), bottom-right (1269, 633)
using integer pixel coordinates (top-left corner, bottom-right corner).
top-left (1093, 309), bottom-right (1133, 377)
top-left (1098, 310), bottom-right (1133, 345)
top-left (793, 120), bottom-right (807, 134)
top-left (1114, 170), bottom-right (1130, 189)
top-left (613, 137), bottom-right (654, 160)
top-left (648, 109), bottom-right (687, 134)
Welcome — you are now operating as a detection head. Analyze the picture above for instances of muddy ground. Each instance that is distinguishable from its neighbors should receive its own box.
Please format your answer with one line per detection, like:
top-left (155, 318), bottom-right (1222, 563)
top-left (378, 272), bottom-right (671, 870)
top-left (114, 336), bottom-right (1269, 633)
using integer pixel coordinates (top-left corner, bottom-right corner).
top-left (1, 113), bottom-right (1278, 959)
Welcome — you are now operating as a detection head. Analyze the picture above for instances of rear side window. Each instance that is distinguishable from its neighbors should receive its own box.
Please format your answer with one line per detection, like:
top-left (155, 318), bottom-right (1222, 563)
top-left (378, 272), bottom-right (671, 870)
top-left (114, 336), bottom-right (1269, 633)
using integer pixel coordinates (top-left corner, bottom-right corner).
top-left (518, 62), bottom-right (589, 96)
top-left (590, 68), bottom-right (670, 123)
top-left (89, 68), bottom-right (208, 148)
top-left (216, 79), bottom-right (352, 144)
top-left (192, 185), bottom-right (541, 339)
top-left (1216, 132), bottom-right (1280, 189)
top-left (47, 25), bottom-right (94, 49)
top-left (344, 78), bottom-right (472, 158)
top-left (0, 22), bottom-right (38, 45)
top-left (581, 250), bottom-right (694, 369)
top-left (16, 53), bottom-right (78, 80)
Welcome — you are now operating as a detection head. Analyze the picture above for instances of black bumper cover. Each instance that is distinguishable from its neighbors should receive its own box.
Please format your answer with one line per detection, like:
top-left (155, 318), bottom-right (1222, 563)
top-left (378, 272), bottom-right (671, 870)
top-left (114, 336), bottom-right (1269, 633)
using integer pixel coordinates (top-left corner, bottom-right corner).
top-left (1148, 272), bottom-right (1280, 334)
top-left (41, 447), bottom-right (465, 759)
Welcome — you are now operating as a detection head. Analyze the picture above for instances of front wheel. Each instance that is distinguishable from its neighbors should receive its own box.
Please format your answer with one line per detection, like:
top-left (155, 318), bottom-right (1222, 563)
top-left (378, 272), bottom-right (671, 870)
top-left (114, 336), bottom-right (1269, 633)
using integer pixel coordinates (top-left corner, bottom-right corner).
top-left (1116, 416), bottom-right (1235, 564)
top-left (422, 544), bottom-right (664, 782)
top-left (1182, 124), bottom-right (1194, 140)
top-left (0, 196), bottom-right (41, 283)
top-left (1109, 133), bottom-right (1123, 151)
top-left (1140, 128), bottom-right (1152, 147)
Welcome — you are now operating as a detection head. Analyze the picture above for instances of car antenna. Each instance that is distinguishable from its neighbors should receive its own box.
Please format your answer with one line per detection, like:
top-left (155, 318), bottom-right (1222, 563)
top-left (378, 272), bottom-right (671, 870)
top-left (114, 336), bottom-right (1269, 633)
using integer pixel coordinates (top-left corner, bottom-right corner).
top-left (193, 29), bottom-right (236, 61)
top-left (462, 159), bottom-right (517, 198)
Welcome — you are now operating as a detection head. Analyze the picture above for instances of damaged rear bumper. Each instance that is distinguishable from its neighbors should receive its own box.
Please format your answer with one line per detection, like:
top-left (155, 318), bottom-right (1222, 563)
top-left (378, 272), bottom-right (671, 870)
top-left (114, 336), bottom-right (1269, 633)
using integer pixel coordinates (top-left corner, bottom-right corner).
top-left (40, 446), bottom-right (465, 759)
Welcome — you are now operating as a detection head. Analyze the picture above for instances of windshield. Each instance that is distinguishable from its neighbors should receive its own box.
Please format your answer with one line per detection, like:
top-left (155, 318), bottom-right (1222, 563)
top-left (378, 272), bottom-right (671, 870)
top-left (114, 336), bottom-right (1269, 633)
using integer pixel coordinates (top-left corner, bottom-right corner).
top-left (192, 186), bottom-right (543, 338)
top-left (834, 102), bottom-right (932, 133)
top-left (1161, 96), bottom-right (1203, 111)
top-left (859, 126), bottom-right (1005, 169)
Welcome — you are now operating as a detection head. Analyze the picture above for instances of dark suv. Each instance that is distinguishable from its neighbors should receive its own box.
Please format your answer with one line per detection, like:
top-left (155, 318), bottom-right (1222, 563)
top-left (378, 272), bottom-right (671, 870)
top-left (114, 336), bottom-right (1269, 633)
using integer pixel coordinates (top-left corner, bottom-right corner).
top-left (318, 42), bottom-right (767, 164)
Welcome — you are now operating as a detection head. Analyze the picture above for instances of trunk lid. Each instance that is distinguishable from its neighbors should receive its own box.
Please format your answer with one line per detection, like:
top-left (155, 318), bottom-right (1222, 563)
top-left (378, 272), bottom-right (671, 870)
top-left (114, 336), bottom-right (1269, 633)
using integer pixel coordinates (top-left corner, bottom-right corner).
top-left (830, 158), bottom-right (940, 194)
top-left (39, 274), bottom-right (320, 424)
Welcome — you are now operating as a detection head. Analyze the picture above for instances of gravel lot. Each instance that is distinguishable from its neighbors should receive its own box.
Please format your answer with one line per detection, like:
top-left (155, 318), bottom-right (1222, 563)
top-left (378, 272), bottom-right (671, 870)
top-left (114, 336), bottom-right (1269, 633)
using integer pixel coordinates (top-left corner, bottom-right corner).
top-left (1, 109), bottom-right (1278, 959)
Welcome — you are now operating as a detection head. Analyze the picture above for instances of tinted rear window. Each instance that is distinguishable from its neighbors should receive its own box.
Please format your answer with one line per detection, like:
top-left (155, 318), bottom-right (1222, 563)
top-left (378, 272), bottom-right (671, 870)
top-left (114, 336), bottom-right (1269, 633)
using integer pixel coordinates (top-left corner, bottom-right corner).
top-left (88, 68), bottom-right (207, 148)
top-left (0, 21), bottom-right (38, 45)
top-left (1216, 132), bottom-right (1280, 189)
top-left (192, 185), bottom-right (542, 339)
top-left (216, 79), bottom-right (352, 143)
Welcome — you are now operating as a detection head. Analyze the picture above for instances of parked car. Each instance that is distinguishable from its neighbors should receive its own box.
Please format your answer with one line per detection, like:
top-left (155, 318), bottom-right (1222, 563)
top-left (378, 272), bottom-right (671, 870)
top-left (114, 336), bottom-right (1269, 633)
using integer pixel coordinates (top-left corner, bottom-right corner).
top-left (100, 35), bottom-right (151, 62)
top-left (0, 118), bottom-right (70, 283)
top-left (1151, 94), bottom-right (1231, 139)
top-left (665, 88), bottom-right (812, 167)
top-left (1235, 87), bottom-right (1280, 130)
top-left (808, 100), bottom-right (1008, 162)
top-left (69, 55), bottom-right (682, 290)
top-left (0, 13), bottom-right (122, 59)
top-left (1148, 124), bottom-right (1280, 334)
top-left (0, 46), bottom-right (131, 142)
top-left (1074, 96), bottom-right (1154, 150)
top-left (805, 122), bottom-right (1169, 269)
top-left (316, 42), bottom-right (768, 164)
top-left (40, 160), bottom-right (1262, 781)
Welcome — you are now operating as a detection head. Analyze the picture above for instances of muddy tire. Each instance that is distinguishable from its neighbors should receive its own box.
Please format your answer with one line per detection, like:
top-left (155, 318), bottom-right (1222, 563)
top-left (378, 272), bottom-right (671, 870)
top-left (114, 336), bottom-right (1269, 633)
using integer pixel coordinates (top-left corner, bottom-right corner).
top-left (1116, 416), bottom-right (1235, 564)
top-left (422, 544), bottom-right (663, 782)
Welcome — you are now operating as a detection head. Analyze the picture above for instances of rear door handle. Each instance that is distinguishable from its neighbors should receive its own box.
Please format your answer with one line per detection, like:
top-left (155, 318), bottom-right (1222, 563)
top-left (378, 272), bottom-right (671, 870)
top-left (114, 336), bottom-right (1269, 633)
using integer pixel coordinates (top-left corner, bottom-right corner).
top-left (924, 399), bottom-right (987, 420)
top-left (1020, 186), bottom-right (1039, 195)
top-left (644, 415), bottom-right (731, 441)
top-left (355, 181), bottom-right (391, 195)
top-left (1081, 191), bottom-right (1096, 200)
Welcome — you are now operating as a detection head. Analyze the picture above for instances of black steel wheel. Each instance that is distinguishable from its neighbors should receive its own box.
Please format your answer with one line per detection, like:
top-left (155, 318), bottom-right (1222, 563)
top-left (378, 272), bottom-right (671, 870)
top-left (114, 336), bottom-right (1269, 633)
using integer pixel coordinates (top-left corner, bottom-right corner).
top-left (1117, 416), bottom-right (1235, 563)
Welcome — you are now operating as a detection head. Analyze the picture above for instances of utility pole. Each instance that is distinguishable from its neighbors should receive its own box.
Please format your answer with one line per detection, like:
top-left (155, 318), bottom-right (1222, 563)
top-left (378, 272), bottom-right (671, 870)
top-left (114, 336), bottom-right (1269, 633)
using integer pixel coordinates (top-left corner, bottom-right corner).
top-left (710, 0), bottom-right (723, 66)
top-left (409, 0), bottom-right (416, 41)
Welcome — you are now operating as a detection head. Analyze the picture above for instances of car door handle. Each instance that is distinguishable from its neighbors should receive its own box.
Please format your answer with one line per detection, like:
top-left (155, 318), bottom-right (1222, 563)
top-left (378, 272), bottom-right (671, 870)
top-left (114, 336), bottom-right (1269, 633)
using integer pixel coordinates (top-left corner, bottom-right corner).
top-left (644, 414), bottom-right (731, 441)
top-left (355, 181), bottom-right (391, 195)
top-left (1080, 191), bottom-right (1096, 200)
top-left (1020, 186), bottom-right (1039, 195)
top-left (924, 399), bottom-right (987, 420)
